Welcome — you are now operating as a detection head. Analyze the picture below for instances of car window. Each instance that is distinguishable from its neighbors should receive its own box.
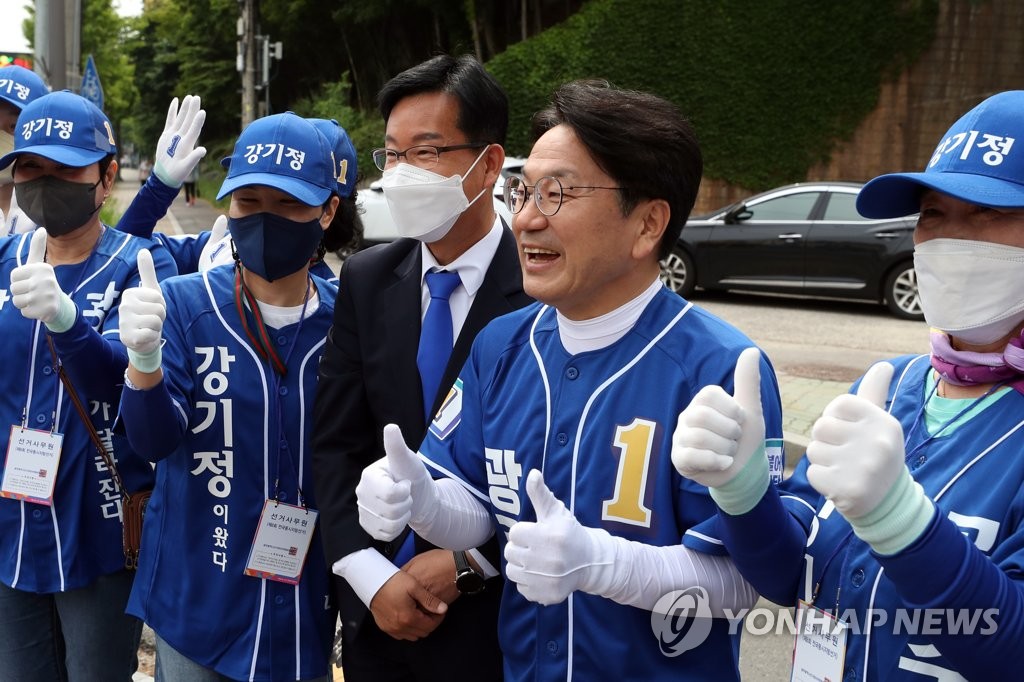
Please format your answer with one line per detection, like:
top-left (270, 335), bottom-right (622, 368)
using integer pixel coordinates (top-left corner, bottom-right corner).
top-left (747, 192), bottom-right (820, 220)
top-left (821, 192), bottom-right (866, 221)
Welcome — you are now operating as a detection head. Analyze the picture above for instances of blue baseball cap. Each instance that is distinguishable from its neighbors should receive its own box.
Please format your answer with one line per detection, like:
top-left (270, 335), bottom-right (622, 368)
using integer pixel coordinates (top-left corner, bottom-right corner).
top-left (0, 90), bottom-right (116, 170)
top-left (310, 118), bottom-right (358, 198)
top-left (0, 65), bottom-right (49, 110)
top-left (217, 112), bottom-right (337, 205)
top-left (858, 90), bottom-right (1024, 218)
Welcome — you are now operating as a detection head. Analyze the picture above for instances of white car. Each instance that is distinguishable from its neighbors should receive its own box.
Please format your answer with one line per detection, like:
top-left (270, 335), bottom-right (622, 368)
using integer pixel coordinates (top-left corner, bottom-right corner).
top-left (356, 156), bottom-right (526, 246)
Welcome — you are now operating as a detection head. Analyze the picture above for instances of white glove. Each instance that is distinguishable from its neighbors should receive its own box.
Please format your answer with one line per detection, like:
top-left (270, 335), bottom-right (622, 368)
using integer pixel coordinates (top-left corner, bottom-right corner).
top-left (198, 215), bottom-right (232, 272)
top-left (504, 470), bottom-right (614, 605)
top-left (152, 95), bottom-right (207, 189)
top-left (119, 249), bottom-right (166, 373)
top-left (10, 228), bottom-right (76, 332)
top-left (806, 362), bottom-right (904, 519)
top-left (356, 424), bottom-right (438, 541)
top-left (672, 347), bottom-right (765, 489)
top-left (807, 361), bottom-right (934, 555)
top-left (356, 456), bottom-right (412, 541)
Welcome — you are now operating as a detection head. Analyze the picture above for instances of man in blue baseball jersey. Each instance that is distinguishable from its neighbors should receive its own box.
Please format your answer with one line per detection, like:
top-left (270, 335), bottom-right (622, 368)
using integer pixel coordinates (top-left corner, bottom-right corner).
top-left (355, 80), bottom-right (785, 681)
top-left (673, 90), bottom-right (1024, 680)
top-left (0, 90), bottom-right (176, 679)
top-left (117, 112), bottom-right (342, 681)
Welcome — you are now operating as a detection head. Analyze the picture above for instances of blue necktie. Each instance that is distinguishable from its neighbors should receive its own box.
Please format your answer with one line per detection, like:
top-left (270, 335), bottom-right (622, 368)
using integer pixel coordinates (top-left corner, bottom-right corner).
top-left (395, 270), bottom-right (461, 568)
top-left (416, 270), bottom-right (462, 421)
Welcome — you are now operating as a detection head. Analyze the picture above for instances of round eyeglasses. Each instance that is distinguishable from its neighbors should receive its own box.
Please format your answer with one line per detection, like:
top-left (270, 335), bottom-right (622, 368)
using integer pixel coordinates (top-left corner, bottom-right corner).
top-left (371, 143), bottom-right (487, 171)
top-left (503, 176), bottom-right (623, 216)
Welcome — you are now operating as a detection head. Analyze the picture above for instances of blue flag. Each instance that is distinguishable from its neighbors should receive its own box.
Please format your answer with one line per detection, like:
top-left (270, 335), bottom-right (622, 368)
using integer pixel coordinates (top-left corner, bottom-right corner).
top-left (80, 55), bottom-right (104, 111)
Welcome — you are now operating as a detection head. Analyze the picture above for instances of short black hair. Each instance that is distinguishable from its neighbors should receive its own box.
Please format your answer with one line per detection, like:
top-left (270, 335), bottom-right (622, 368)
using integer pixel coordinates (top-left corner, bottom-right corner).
top-left (378, 54), bottom-right (509, 145)
top-left (532, 80), bottom-right (702, 260)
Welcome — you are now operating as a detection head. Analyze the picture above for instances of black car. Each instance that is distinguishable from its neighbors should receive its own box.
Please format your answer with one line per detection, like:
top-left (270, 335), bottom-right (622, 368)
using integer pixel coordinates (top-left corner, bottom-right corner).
top-left (660, 182), bottom-right (923, 320)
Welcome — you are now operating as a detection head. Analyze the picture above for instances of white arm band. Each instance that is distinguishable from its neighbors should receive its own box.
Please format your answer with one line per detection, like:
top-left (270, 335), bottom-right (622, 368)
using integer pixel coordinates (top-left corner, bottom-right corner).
top-left (587, 537), bottom-right (758, 616)
top-left (332, 548), bottom-right (400, 608)
top-left (411, 477), bottom-right (494, 551)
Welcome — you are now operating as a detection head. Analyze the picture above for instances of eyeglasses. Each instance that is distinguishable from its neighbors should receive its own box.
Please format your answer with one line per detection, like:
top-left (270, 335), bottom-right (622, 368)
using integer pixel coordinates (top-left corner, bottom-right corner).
top-left (503, 176), bottom-right (623, 216)
top-left (371, 143), bottom-right (487, 171)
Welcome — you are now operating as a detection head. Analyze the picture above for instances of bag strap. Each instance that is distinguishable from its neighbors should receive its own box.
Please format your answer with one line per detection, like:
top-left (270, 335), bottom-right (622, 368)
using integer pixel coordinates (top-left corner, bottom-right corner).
top-left (46, 336), bottom-right (133, 504)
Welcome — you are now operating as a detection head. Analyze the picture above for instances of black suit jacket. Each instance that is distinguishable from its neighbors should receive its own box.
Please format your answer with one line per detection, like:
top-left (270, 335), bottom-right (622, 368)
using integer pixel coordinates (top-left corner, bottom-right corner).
top-left (311, 226), bottom-right (531, 671)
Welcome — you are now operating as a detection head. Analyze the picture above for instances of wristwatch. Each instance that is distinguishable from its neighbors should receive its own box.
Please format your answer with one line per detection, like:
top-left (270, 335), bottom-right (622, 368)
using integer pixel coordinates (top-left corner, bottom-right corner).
top-left (453, 550), bottom-right (486, 595)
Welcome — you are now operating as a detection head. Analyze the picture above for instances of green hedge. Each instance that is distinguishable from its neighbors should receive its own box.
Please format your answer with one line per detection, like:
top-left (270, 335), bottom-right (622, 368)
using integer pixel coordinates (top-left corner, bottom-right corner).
top-left (487, 0), bottom-right (937, 190)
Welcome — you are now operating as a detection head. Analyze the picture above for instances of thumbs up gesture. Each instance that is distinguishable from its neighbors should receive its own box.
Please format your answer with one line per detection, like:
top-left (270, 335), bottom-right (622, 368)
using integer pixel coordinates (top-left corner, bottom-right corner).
top-left (806, 362), bottom-right (906, 519)
top-left (504, 470), bottom-right (615, 605)
top-left (357, 424), bottom-right (439, 541)
top-left (672, 347), bottom-right (766, 489)
top-left (10, 228), bottom-right (77, 332)
top-left (119, 248), bottom-right (166, 373)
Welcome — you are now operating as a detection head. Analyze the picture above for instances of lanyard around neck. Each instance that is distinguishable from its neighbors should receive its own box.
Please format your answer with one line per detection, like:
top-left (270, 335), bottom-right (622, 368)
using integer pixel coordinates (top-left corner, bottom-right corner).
top-left (233, 265), bottom-right (310, 377)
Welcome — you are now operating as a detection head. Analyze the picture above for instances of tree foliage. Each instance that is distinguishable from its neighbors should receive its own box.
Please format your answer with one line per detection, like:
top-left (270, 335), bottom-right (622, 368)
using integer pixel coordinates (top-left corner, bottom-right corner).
top-left (487, 0), bottom-right (938, 190)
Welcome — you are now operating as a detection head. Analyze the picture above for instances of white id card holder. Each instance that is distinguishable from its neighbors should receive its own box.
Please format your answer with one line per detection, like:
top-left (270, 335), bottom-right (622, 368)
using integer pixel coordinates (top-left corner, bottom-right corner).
top-left (791, 600), bottom-right (848, 682)
top-left (245, 500), bottom-right (318, 584)
top-left (1, 425), bottom-right (64, 505)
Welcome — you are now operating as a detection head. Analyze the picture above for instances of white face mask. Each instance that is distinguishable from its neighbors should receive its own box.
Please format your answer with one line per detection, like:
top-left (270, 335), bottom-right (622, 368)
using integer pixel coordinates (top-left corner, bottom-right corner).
top-left (914, 238), bottom-right (1024, 345)
top-left (380, 147), bottom-right (488, 243)
top-left (0, 130), bottom-right (15, 185)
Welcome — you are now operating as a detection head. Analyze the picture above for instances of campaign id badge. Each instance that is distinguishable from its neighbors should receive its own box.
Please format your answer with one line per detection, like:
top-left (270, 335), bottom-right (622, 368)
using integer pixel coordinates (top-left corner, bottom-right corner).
top-left (791, 600), bottom-right (848, 682)
top-left (244, 500), bottom-right (318, 585)
top-left (1, 425), bottom-right (64, 505)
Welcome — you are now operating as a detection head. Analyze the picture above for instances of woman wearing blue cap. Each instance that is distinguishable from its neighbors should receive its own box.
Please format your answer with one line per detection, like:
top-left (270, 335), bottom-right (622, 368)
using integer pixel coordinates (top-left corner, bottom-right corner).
top-left (118, 117), bottom-right (361, 287)
top-left (0, 90), bottom-right (177, 679)
top-left (117, 112), bottom-right (341, 681)
top-left (673, 90), bottom-right (1024, 680)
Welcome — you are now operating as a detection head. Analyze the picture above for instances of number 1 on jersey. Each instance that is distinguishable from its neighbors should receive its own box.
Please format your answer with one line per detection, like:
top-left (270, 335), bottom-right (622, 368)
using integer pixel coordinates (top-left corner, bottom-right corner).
top-left (603, 418), bottom-right (656, 527)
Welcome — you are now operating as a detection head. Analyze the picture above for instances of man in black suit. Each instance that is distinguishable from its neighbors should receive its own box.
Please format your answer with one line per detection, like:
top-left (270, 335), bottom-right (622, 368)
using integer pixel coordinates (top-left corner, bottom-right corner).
top-left (311, 55), bottom-right (529, 681)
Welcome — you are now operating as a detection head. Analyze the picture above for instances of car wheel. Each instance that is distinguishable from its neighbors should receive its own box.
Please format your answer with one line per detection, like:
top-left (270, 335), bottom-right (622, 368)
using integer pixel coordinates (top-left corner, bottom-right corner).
top-left (660, 247), bottom-right (696, 298)
top-left (884, 262), bottom-right (924, 320)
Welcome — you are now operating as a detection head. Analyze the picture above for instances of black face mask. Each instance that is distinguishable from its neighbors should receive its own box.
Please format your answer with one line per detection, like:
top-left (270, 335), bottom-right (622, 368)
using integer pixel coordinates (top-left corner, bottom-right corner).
top-left (228, 212), bottom-right (325, 282)
top-left (15, 175), bottom-right (103, 237)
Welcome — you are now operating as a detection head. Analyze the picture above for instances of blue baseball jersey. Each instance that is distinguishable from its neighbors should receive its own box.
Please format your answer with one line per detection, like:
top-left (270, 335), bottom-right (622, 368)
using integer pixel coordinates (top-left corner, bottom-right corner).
top-left (419, 288), bottom-right (784, 682)
top-left (768, 353), bottom-right (1024, 681)
top-left (121, 266), bottom-right (336, 681)
top-left (0, 227), bottom-right (175, 592)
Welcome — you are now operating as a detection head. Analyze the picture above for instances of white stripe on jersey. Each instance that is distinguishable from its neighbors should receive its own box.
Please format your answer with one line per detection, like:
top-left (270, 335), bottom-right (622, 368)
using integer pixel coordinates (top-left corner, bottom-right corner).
top-left (75, 231), bottom-right (131, 295)
top-left (527, 306), bottom-right (554, 473)
top-left (685, 528), bottom-right (725, 546)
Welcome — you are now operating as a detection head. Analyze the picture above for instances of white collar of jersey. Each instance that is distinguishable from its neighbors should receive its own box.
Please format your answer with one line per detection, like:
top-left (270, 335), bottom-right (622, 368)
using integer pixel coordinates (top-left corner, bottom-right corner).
top-left (556, 277), bottom-right (663, 355)
top-left (419, 216), bottom-right (503, 298)
top-left (255, 288), bottom-right (320, 329)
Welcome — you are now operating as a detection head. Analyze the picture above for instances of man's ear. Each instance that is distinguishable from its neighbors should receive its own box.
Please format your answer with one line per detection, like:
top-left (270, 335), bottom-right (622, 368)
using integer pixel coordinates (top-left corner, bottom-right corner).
top-left (480, 143), bottom-right (506, 189)
top-left (632, 198), bottom-right (671, 261)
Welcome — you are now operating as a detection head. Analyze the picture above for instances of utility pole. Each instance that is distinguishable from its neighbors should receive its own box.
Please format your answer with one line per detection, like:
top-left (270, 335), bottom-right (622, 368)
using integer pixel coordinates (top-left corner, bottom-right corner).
top-left (238, 0), bottom-right (258, 128)
top-left (35, 0), bottom-right (67, 89)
